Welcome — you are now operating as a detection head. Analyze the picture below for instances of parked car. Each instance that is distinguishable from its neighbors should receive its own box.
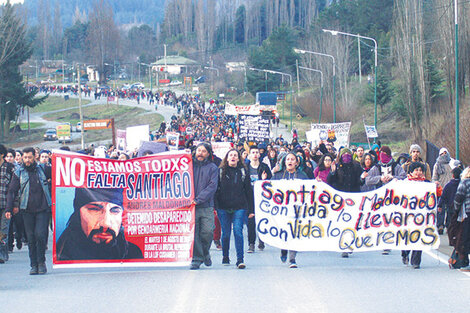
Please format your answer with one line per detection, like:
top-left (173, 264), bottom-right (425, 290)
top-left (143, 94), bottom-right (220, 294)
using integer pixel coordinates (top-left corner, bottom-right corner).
top-left (43, 129), bottom-right (57, 141)
top-left (195, 76), bottom-right (206, 84)
top-left (131, 82), bottom-right (145, 89)
top-left (169, 80), bottom-right (182, 86)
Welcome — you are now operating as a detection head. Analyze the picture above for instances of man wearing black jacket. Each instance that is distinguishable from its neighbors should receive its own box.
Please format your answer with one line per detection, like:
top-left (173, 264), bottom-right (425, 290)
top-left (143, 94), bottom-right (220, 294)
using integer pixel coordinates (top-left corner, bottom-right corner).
top-left (6, 147), bottom-right (52, 275)
top-left (246, 145), bottom-right (272, 253)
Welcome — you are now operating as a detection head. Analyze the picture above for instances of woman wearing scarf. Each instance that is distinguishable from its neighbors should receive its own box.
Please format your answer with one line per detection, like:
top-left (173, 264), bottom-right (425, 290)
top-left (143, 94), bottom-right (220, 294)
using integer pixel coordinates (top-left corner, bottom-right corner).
top-left (359, 153), bottom-right (375, 192)
top-left (314, 154), bottom-right (334, 183)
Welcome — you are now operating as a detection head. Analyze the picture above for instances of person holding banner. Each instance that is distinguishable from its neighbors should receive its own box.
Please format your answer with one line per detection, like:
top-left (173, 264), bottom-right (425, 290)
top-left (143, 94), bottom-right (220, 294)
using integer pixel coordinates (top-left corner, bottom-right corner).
top-left (401, 162), bottom-right (431, 269)
top-left (365, 146), bottom-right (407, 256)
top-left (273, 152), bottom-right (308, 268)
top-left (246, 146), bottom-right (272, 253)
top-left (190, 143), bottom-right (219, 270)
top-left (327, 148), bottom-right (363, 193)
top-left (314, 154), bottom-right (334, 183)
top-left (56, 188), bottom-right (143, 261)
top-left (215, 149), bottom-right (254, 269)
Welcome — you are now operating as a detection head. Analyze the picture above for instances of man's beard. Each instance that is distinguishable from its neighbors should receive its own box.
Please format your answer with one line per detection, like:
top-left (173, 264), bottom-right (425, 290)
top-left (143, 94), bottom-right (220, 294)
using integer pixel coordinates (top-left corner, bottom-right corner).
top-left (87, 227), bottom-right (117, 245)
top-left (24, 161), bottom-right (37, 172)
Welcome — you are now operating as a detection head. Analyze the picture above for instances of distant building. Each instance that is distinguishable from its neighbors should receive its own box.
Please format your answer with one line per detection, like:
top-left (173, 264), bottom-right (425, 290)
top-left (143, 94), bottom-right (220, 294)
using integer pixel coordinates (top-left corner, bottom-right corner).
top-left (86, 66), bottom-right (100, 82)
top-left (152, 56), bottom-right (199, 75)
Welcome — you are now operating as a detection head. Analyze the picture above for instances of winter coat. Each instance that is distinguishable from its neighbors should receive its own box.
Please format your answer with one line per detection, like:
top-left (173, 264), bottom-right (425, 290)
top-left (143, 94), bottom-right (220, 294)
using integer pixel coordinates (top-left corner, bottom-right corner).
top-left (192, 158), bottom-right (218, 209)
top-left (365, 160), bottom-right (406, 189)
top-left (438, 178), bottom-right (460, 212)
top-left (327, 161), bottom-right (363, 192)
top-left (455, 179), bottom-right (470, 214)
top-left (215, 166), bottom-right (254, 214)
top-left (403, 158), bottom-right (432, 181)
top-left (432, 154), bottom-right (453, 188)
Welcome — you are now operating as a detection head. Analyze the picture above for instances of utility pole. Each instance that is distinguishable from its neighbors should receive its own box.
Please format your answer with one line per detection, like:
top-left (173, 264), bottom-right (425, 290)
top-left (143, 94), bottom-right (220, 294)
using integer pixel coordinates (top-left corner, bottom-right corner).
top-left (296, 59), bottom-right (300, 95)
top-left (78, 65), bottom-right (84, 149)
top-left (164, 44), bottom-right (167, 80)
top-left (455, 0), bottom-right (460, 160)
top-left (358, 36), bottom-right (362, 84)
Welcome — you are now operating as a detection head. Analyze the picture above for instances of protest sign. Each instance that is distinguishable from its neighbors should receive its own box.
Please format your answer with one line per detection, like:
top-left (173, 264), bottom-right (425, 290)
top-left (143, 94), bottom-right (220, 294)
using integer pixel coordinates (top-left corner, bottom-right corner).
top-left (306, 122), bottom-right (351, 149)
top-left (166, 132), bottom-right (180, 150)
top-left (194, 141), bottom-right (233, 160)
top-left (52, 151), bottom-right (195, 268)
top-left (254, 179), bottom-right (439, 252)
top-left (116, 129), bottom-right (126, 152)
top-left (238, 114), bottom-right (270, 142)
top-left (126, 125), bottom-right (149, 152)
top-left (364, 124), bottom-right (379, 138)
top-left (225, 103), bottom-right (264, 116)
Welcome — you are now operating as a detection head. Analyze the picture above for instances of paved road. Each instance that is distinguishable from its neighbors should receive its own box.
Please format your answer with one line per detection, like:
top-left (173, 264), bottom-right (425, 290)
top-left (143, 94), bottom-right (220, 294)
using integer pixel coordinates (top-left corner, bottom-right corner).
top-left (1, 232), bottom-right (468, 313)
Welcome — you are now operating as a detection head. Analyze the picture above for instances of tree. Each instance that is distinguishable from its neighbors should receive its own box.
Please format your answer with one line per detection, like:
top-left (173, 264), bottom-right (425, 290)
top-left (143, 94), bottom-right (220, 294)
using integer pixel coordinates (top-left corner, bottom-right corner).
top-left (235, 5), bottom-right (246, 44)
top-left (87, 0), bottom-right (120, 83)
top-left (0, 2), bottom-right (46, 139)
top-left (366, 67), bottom-right (392, 110)
top-left (247, 26), bottom-right (299, 94)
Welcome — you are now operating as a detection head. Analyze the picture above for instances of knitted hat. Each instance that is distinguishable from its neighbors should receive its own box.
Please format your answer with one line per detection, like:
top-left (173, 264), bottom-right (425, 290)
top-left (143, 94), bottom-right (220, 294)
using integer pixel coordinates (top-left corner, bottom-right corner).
top-left (409, 144), bottom-right (422, 154)
top-left (73, 188), bottom-right (124, 212)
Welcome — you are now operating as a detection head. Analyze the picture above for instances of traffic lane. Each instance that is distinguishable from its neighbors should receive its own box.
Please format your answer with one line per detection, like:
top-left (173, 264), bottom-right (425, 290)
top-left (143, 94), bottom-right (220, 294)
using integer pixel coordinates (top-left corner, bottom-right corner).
top-left (2, 244), bottom-right (469, 313)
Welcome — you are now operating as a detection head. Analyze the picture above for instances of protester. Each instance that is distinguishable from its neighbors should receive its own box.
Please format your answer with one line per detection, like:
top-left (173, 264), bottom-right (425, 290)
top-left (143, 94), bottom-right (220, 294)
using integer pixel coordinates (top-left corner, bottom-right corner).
top-left (450, 167), bottom-right (470, 270)
top-left (401, 162), bottom-right (428, 269)
top-left (433, 148), bottom-right (453, 234)
top-left (6, 147), bottom-right (52, 275)
top-left (360, 153), bottom-right (375, 192)
top-left (273, 152), bottom-right (308, 268)
top-left (190, 143), bottom-right (218, 270)
top-left (327, 148), bottom-right (363, 193)
top-left (246, 146), bottom-right (271, 253)
top-left (441, 167), bottom-right (463, 248)
top-left (215, 149), bottom-right (254, 269)
top-left (353, 146), bottom-right (364, 163)
top-left (402, 144), bottom-right (431, 181)
top-left (0, 145), bottom-right (15, 263)
top-left (314, 154), bottom-right (333, 183)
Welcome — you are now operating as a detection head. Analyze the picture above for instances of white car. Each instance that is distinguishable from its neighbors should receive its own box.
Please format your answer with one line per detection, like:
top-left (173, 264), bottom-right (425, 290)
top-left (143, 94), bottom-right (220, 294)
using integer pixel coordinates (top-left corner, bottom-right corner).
top-left (131, 82), bottom-right (145, 89)
top-left (169, 80), bottom-right (182, 86)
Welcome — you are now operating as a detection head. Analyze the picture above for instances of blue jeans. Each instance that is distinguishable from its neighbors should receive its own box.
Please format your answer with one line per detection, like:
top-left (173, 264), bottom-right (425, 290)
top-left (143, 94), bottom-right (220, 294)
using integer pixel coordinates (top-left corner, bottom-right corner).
top-left (217, 209), bottom-right (246, 262)
top-left (23, 211), bottom-right (49, 267)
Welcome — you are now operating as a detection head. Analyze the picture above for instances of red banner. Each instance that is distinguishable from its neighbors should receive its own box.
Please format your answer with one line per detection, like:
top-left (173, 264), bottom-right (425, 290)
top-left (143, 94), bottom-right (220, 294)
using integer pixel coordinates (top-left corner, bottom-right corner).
top-left (52, 151), bottom-right (195, 268)
top-left (159, 79), bottom-right (170, 84)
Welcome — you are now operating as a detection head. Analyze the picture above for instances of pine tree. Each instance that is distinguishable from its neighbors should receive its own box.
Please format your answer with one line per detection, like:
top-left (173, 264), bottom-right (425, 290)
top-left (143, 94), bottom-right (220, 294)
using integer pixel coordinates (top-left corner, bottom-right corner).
top-left (0, 1), bottom-right (46, 139)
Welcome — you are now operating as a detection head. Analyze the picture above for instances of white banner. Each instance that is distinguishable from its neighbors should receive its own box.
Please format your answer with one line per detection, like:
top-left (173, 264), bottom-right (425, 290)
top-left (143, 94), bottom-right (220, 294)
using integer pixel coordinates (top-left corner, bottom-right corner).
top-left (126, 125), bottom-right (150, 152)
top-left (307, 122), bottom-right (351, 149)
top-left (225, 103), bottom-right (264, 116)
top-left (194, 141), bottom-right (233, 160)
top-left (364, 124), bottom-right (379, 138)
top-left (254, 179), bottom-right (439, 252)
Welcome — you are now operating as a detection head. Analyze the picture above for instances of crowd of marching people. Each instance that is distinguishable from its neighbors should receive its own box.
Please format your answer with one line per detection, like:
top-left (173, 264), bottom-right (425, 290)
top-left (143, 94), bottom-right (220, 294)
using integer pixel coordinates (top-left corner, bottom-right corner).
top-left (2, 92), bottom-right (470, 274)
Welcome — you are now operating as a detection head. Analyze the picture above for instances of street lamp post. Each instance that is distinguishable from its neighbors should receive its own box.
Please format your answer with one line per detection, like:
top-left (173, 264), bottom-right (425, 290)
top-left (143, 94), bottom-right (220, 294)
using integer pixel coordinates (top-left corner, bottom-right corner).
top-left (299, 66), bottom-right (323, 123)
top-left (322, 29), bottom-right (378, 129)
top-left (204, 66), bottom-right (219, 91)
top-left (294, 48), bottom-right (336, 122)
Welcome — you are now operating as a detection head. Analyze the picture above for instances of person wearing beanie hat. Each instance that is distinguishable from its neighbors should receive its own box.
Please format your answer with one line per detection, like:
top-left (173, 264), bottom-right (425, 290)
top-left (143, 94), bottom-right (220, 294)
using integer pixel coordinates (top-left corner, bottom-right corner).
top-left (402, 144), bottom-right (432, 181)
top-left (56, 188), bottom-right (143, 261)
